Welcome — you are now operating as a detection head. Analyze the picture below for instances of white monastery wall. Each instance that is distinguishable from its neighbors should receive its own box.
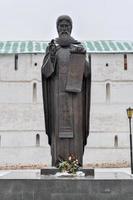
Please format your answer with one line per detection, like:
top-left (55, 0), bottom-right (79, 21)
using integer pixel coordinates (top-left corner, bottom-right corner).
top-left (0, 53), bottom-right (132, 166)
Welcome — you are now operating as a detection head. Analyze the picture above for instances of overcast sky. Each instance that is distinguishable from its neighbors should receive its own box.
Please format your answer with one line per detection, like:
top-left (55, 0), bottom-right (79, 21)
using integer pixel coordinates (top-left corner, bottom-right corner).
top-left (0, 0), bottom-right (133, 41)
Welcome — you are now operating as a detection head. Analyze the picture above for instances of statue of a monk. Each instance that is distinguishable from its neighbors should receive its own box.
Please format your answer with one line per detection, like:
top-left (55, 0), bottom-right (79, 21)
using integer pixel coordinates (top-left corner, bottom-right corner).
top-left (41, 15), bottom-right (91, 166)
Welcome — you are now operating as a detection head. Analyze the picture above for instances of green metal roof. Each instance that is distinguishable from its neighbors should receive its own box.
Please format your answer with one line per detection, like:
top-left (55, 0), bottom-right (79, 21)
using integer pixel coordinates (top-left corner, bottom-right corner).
top-left (0, 40), bottom-right (133, 54)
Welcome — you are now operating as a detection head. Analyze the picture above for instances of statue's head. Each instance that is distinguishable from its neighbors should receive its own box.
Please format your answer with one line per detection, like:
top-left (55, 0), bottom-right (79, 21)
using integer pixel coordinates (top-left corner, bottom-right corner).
top-left (56, 15), bottom-right (72, 38)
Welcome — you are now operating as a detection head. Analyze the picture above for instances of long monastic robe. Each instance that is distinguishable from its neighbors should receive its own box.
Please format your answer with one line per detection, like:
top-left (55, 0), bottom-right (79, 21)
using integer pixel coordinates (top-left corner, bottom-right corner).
top-left (41, 38), bottom-right (91, 166)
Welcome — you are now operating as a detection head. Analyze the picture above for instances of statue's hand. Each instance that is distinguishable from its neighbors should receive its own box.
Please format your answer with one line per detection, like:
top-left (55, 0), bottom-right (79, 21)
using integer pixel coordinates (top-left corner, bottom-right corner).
top-left (70, 46), bottom-right (86, 54)
top-left (48, 40), bottom-right (57, 63)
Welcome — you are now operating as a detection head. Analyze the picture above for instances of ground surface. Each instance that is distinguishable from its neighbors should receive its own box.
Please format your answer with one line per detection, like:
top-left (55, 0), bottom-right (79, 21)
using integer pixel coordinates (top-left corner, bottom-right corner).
top-left (0, 161), bottom-right (130, 170)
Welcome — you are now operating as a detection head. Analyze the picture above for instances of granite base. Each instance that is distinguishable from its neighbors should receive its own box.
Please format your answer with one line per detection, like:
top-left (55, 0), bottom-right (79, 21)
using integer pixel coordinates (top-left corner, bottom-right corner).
top-left (0, 170), bottom-right (132, 200)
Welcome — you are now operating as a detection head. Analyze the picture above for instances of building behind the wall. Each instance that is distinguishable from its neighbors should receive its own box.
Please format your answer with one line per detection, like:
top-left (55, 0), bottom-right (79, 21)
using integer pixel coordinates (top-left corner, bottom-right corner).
top-left (0, 40), bottom-right (133, 167)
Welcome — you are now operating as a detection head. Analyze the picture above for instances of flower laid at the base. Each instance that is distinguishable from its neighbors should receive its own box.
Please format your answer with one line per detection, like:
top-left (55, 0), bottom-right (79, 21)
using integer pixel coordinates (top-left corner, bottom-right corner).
top-left (57, 155), bottom-right (80, 174)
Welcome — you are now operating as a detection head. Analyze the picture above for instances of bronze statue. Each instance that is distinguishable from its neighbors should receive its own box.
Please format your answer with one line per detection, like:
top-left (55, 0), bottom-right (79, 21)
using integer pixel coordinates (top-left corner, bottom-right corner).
top-left (41, 15), bottom-right (91, 166)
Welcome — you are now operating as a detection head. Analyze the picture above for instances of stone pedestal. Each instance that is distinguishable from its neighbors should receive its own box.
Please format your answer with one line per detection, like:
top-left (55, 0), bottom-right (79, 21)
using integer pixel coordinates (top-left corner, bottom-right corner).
top-left (0, 170), bottom-right (132, 200)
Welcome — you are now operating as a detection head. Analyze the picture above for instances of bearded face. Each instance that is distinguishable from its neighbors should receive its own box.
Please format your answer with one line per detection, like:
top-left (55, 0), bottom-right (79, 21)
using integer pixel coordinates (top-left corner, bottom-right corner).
top-left (57, 19), bottom-right (72, 39)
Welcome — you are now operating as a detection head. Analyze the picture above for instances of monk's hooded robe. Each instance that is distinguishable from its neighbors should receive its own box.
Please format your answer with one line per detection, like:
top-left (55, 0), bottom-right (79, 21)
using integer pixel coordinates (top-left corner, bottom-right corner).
top-left (41, 37), bottom-right (91, 166)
